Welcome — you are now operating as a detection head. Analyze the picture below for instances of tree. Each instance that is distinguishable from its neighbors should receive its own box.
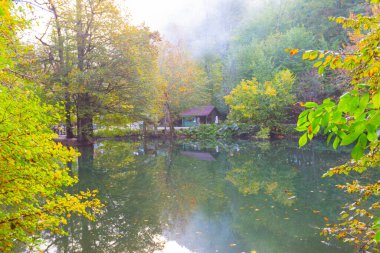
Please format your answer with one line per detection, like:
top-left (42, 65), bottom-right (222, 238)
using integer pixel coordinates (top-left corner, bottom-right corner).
top-left (224, 69), bottom-right (296, 129)
top-left (202, 54), bottom-right (227, 114)
top-left (36, 0), bottom-right (160, 142)
top-left (158, 42), bottom-right (210, 134)
top-left (0, 2), bottom-right (102, 251)
top-left (293, 1), bottom-right (380, 251)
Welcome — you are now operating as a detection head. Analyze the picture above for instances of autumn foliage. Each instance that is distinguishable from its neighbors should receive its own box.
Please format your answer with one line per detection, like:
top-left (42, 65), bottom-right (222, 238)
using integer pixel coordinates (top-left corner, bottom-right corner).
top-left (0, 1), bottom-right (102, 251)
top-left (292, 1), bottom-right (380, 250)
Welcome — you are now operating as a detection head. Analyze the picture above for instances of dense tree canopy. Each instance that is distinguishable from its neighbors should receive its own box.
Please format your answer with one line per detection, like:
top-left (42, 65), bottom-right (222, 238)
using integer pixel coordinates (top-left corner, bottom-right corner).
top-left (225, 70), bottom-right (295, 129)
top-left (189, 0), bottom-right (366, 122)
top-left (158, 42), bottom-right (210, 132)
top-left (36, 0), bottom-right (161, 141)
top-left (0, 1), bottom-right (102, 252)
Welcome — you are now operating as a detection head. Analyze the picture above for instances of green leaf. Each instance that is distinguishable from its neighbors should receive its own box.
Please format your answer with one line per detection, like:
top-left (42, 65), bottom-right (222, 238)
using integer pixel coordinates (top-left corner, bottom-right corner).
top-left (299, 133), bottom-right (308, 147)
top-left (375, 231), bottom-right (380, 242)
top-left (351, 143), bottom-right (364, 160)
top-left (313, 61), bottom-right (323, 68)
top-left (370, 111), bottom-right (380, 126)
top-left (299, 109), bottom-right (309, 119)
top-left (302, 51), bottom-right (310, 60)
top-left (338, 93), bottom-right (354, 112)
top-left (321, 113), bottom-right (329, 127)
top-left (297, 116), bottom-right (308, 125)
top-left (373, 93), bottom-right (380, 108)
top-left (333, 136), bottom-right (340, 149)
top-left (340, 131), bottom-right (361, 146)
top-left (327, 132), bottom-right (334, 144)
top-left (295, 125), bottom-right (308, 131)
top-left (303, 102), bottom-right (318, 108)
top-left (367, 124), bottom-right (377, 142)
top-left (331, 110), bottom-right (342, 123)
top-left (309, 51), bottom-right (319, 60)
top-left (318, 65), bottom-right (325, 75)
top-left (312, 125), bottom-right (320, 134)
top-left (322, 98), bottom-right (335, 107)
top-left (351, 135), bottom-right (366, 160)
top-left (360, 93), bottom-right (370, 108)
top-left (358, 133), bottom-right (368, 148)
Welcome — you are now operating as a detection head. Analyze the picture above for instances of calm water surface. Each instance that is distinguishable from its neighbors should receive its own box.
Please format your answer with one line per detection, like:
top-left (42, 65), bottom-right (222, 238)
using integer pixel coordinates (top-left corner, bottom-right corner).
top-left (44, 139), bottom-right (355, 253)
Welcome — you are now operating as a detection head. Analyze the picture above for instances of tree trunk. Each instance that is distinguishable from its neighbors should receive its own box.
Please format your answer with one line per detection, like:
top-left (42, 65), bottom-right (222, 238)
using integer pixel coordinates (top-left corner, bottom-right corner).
top-left (75, 0), bottom-right (92, 143)
top-left (65, 93), bottom-right (75, 138)
top-left (77, 94), bottom-right (93, 143)
top-left (142, 121), bottom-right (147, 138)
top-left (164, 103), bottom-right (175, 137)
top-left (169, 119), bottom-right (175, 137)
top-left (49, 0), bottom-right (75, 139)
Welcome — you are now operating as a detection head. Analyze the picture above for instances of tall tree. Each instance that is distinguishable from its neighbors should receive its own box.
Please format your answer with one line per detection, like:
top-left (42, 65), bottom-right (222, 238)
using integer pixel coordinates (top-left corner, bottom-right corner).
top-left (202, 54), bottom-right (226, 114)
top-left (158, 42), bottom-right (210, 133)
top-left (36, 0), bottom-right (160, 142)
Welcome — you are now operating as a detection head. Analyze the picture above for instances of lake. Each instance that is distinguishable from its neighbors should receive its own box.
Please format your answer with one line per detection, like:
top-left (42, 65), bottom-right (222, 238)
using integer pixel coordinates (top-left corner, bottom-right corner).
top-left (43, 139), bottom-right (354, 253)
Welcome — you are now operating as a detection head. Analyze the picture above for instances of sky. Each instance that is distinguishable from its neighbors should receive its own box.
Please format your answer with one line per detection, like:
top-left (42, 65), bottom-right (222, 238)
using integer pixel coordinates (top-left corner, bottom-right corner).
top-left (120, 0), bottom-right (210, 32)
top-left (118, 0), bottom-right (256, 57)
top-left (23, 0), bottom-right (200, 43)
top-left (24, 0), bottom-right (260, 56)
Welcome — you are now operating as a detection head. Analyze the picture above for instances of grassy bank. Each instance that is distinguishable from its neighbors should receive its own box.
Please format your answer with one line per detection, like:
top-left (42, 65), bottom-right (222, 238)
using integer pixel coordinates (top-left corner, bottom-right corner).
top-left (93, 123), bottom-right (301, 141)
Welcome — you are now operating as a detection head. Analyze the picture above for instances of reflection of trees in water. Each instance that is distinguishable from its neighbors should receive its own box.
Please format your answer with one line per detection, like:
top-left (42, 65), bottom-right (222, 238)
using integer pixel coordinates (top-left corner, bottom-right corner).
top-left (45, 141), bottom-right (165, 253)
top-left (43, 139), bottom-right (353, 253)
top-left (224, 141), bottom-right (351, 253)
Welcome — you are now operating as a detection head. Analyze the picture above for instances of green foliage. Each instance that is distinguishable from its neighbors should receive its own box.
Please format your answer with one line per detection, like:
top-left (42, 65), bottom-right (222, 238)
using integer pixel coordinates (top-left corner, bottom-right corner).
top-left (293, 4), bottom-right (380, 250)
top-left (94, 127), bottom-right (141, 138)
top-left (159, 42), bottom-right (211, 129)
top-left (180, 123), bottom-right (261, 141)
top-left (202, 54), bottom-right (227, 114)
top-left (255, 127), bottom-right (270, 140)
top-left (180, 124), bottom-right (226, 140)
top-left (272, 124), bottom-right (299, 137)
top-left (37, 0), bottom-right (161, 141)
top-left (224, 69), bottom-right (296, 129)
top-left (0, 2), bottom-right (102, 251)
top-left (233, 27), bottom-right (318, 83)
top-left (196, 0), bottom-right (363, 117)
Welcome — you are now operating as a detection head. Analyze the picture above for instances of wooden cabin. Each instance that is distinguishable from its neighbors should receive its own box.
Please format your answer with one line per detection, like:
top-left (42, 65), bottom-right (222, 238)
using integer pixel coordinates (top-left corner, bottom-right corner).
top-left (180, 105), bottom-right (220, 127)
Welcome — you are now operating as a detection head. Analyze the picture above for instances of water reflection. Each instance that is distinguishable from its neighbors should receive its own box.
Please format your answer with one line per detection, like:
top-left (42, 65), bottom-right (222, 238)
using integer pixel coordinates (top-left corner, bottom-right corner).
top-left (43, 139), bottom-right (354, 253)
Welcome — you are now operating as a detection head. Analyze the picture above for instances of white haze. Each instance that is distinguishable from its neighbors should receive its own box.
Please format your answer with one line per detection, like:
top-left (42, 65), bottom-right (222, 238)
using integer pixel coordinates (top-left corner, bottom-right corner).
top-left (123, 0), bottom-right (266, 57)
top-left (22, 0), bottom-right (267, 57)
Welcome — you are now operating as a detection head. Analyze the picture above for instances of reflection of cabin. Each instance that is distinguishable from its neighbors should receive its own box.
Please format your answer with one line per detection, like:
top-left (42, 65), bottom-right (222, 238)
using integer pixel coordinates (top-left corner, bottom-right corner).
top-left (180, 105), bottom-right (220, 127)
top-left (181, 151), bottom-right (216, 161)
top-left (180, 142), bottom-right (219, 161)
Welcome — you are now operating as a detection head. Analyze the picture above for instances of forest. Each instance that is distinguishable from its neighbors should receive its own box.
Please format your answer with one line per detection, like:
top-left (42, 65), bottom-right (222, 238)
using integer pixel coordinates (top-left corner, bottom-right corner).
top-left (0, 0), bottom-right (379, 252)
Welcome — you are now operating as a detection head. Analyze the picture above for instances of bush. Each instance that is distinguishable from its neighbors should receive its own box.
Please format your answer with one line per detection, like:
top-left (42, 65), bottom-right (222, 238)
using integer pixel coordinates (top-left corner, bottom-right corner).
top-left (94, 127), bottom-right (141, 138)
top-left (256, 127), bottom-right (271, 139)
top-left (180, 123), bottom-right (261, 140)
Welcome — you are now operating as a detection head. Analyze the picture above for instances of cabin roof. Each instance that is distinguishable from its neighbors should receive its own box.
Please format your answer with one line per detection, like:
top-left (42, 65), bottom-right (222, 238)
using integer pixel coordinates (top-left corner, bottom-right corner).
top-left (180, 105), bottom-right (216, 117)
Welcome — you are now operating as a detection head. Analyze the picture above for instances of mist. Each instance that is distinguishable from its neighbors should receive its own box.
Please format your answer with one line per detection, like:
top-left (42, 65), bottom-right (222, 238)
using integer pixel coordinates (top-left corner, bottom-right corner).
top-left (161, 0), bottom-right (258, 58)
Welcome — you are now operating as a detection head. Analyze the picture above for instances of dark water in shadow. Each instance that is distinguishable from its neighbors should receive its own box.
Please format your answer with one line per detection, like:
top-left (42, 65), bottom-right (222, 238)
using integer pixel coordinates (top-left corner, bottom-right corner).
top-left (42, 139), bottom-right (355, 253)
